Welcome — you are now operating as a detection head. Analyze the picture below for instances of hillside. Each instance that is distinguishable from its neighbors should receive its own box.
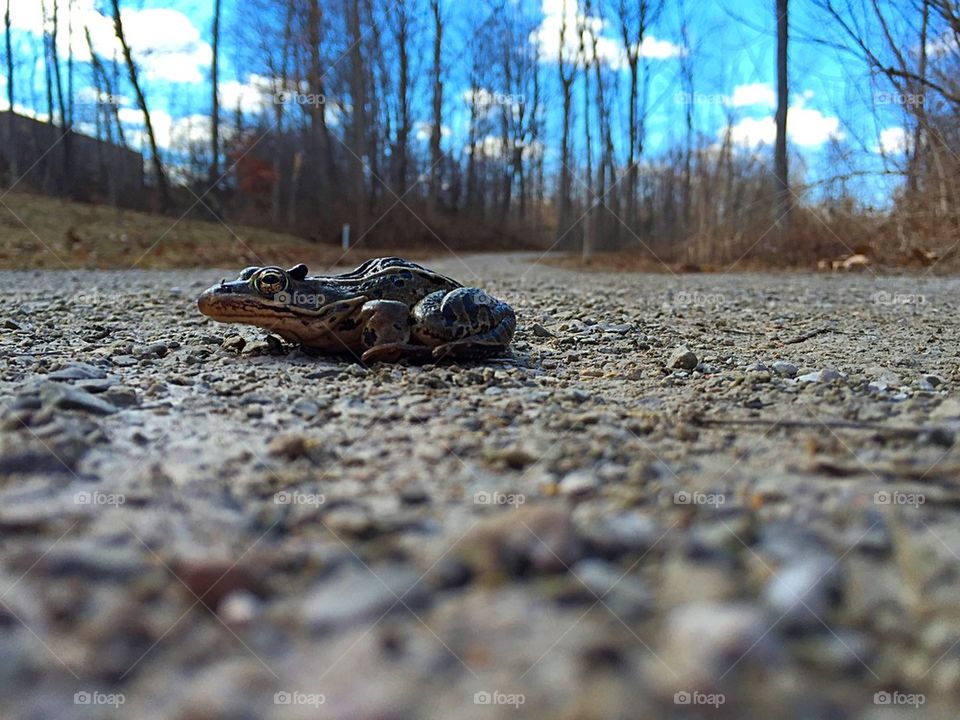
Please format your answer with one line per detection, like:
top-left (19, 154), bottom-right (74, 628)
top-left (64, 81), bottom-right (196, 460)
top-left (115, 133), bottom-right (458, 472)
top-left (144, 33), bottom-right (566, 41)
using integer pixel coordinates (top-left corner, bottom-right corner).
top-left (0, 192), bottom-right (413, 270)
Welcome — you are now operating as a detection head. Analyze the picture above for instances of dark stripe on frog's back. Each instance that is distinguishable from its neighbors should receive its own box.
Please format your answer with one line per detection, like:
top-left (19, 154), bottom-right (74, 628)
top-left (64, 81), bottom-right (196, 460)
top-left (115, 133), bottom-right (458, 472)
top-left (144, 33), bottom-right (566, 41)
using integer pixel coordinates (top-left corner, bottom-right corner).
top-left (327, 257), bottom-right (460, 285)
top-left (331, 257), bottom-right (398, 278)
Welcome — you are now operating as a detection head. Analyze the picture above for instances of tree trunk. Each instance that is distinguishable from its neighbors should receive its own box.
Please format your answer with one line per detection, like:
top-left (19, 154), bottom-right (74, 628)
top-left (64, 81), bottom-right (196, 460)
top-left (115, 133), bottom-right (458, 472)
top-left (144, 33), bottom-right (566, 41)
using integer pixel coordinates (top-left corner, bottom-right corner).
top-left (346, 0), bottom-right (367, 236)
top-left (109, 50), bottom-right (126, 147)
top-left (393, 1), bottom-right (410, 193)
top-left (907, 0), bottom-right (929, 198)
top-left (428, 0), bottom-right (443, 214)
top-left (210, 0), bottom-right (221, 186)
top-left (111, 0), bottom-right (171, 211)
top-left (50, 0), bottom-right (72, 197)
top-left (4, 0), bottom-right (16, 183)
top-left (307, 0), bottom-right (334, 209)
top-left (579, 14), bottom-right (594, 259)
top-left (269, 0), bottom-right (293, 225)
top-left (557, 0), bottom-right (576, 243)
top-left (465, 81), bottom-right (479, 211)
top-left (66, 0), bottom-right (73, 129)
top-left (774, 0), bottom-right (789, 249)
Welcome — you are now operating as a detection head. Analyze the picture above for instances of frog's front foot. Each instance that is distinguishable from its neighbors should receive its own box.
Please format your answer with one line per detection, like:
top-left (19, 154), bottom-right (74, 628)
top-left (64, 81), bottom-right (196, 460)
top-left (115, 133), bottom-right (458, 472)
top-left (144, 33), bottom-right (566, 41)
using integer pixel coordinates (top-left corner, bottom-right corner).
top-left (358, 300), bottom-right (434, 363)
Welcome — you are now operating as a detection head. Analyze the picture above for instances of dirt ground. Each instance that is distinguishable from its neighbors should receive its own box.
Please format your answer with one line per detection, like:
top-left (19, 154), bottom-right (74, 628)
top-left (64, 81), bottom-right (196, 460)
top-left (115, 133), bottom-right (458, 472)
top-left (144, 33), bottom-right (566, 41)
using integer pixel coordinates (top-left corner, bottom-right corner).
top-left (1, 253), bottom-right (957, 719)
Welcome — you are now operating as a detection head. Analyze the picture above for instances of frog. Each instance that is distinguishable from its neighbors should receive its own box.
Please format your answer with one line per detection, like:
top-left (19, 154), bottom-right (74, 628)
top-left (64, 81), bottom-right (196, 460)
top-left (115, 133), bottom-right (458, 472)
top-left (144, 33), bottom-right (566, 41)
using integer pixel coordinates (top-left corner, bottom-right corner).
top-left (197, 257), bottom-right (516, 363)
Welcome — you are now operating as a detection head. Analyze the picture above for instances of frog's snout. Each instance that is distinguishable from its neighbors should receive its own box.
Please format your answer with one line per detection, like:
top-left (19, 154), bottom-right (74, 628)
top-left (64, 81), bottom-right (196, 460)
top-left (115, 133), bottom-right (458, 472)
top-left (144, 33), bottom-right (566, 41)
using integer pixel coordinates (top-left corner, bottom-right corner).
top-left (197, 284), bottom-right (231, 317)
top-left (197, 287), bottom-right (212, 316)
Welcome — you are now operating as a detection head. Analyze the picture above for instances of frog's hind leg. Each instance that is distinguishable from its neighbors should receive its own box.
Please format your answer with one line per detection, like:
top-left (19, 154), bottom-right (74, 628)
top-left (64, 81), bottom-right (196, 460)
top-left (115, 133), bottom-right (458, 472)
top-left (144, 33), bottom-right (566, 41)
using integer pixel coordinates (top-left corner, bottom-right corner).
top-left (411, 288), bottom-right (517, 360)
top-left (430, 313), bottom-right (516, 359)
top-left (358, 299), bottom-right (433, 363)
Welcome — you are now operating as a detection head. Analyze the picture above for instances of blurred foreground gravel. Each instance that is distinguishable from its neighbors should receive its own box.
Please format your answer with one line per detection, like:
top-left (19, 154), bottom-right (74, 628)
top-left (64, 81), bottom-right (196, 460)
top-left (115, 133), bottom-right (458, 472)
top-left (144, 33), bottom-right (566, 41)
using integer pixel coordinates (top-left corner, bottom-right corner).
top-left (1, 255), bottom-right (958, 719)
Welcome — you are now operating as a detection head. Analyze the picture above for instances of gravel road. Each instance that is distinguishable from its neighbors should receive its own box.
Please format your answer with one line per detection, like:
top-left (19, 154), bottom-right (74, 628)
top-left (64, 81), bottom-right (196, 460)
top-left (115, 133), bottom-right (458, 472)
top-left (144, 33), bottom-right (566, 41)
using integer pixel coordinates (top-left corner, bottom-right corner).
top-left (1, 255), bottom-right (958, 719)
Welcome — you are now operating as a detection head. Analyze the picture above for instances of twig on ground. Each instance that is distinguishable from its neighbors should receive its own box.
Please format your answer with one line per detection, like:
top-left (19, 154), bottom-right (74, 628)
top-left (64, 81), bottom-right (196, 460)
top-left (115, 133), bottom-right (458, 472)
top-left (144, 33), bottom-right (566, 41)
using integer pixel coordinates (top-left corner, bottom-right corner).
top-left (782, 326), bottom-right (836, 344)
top-left (696, 415), bottom-right (936, 440)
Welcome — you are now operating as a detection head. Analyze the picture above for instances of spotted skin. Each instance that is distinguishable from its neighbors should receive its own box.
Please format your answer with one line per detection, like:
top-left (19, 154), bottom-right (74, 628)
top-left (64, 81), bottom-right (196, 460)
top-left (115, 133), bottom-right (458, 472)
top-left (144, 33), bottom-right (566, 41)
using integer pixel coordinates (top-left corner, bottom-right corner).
top-left (197, 257), bottom-right (515, 362)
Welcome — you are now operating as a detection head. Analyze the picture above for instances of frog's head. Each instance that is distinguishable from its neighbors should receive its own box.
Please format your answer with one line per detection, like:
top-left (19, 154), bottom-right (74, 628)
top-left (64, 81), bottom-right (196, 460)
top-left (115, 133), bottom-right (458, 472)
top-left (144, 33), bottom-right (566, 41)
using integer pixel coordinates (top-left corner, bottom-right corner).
top-left (198, 264), bottom-right (365, 344)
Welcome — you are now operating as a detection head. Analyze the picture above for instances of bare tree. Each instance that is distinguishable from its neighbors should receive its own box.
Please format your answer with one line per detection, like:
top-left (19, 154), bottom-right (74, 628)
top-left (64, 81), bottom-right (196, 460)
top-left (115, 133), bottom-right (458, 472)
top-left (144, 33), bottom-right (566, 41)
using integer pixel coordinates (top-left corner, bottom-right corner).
top-left (345, 0), bottom-right (368, 234)
top-left (465, 67), bottom-right (481, 212)
top-left (677, 0), bottom-right (694, 234)
top-left (110, 0), bottom-right (170, 210)
top-left (306, 0), bottom-right (337, 208)
top-left (4, 0), bottom-right (16, 183)
top-left (774, 0), bottom-right (790, 246)
top-left (390, 0), bottom-right (412, 192)
top-left (616, 0), bottom-right (663, 233)
top-left (577, 3), bottom-right (594, 258)
top-left (66, 0), bottom-right (73, 130)
top-left (814, 0), bottom-right (960, 242)
top-left (557, 0), bottom-right (578, 240)
top-left (85, 29), bottom-right (126, 150)
top-left (210, 0), bottom-right (222, 186)
top-left (428, 0), bottom-right (443, 214)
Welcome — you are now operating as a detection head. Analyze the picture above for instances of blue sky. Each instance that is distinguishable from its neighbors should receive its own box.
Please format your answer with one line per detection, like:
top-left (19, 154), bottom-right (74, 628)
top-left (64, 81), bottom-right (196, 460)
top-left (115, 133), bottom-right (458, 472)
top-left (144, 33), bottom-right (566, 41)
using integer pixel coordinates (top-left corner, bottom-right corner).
top-left (0, 0), bottom-right (917, 203)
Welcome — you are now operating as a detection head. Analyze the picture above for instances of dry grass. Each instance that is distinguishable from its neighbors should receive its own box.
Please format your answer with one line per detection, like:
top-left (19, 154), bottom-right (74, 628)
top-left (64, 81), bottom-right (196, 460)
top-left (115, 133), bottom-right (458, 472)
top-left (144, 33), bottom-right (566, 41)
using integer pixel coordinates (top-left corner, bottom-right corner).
top-left (544, 202), bottom-right (960, 275)
top-left (1, 190), bottom-right (956, 274)
top-left (0, 191), bottom-right (436, 270)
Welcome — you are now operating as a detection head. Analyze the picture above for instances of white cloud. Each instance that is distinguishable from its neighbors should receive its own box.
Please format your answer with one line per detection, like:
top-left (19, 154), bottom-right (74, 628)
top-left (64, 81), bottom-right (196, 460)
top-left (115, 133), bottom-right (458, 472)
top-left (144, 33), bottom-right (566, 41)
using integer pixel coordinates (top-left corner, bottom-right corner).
top-left (219, 75), bottom-right (274, 115)
top-left (8, 0), bottom-right (211, 84)
top-left (875, 126), bottom-right (909, 155)
top-left (729, 83), bottom-right (775, 108)
top-left (475, 135), bottom-right (543, 160)
top-left (533, 0), bottom-right (682, 68)
top-left (926, 31), bottom-right (959, 58)
top-left (0, 99), bottom-right (50, 122)
top-left (729, 116), bottom-right (777, 146)
top-left (789, 104), bottom-right (843, 146)
top-left (117, 107), bottom-right (212, 150)
top-left (639, 35), bottom-right (684, 60)
top-left (727, 97), bottom-right (843, 148)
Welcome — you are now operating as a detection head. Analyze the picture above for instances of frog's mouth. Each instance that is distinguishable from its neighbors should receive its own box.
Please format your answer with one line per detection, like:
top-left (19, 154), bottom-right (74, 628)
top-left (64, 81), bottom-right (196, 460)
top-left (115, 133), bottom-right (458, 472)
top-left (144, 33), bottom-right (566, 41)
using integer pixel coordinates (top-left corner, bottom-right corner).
top-left (198, 290), bottom-right (309, 323)
top-left (197, 286), bottom-right (366, 346)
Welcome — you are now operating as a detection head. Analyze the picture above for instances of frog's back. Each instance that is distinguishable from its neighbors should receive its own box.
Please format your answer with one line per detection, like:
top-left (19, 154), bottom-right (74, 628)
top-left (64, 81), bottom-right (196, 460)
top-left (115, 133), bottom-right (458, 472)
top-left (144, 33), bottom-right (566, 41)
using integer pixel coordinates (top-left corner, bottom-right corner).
top-left (305, 257), bottom-right (461, 304)
top-left (327, 257), bottom-right (460, 285)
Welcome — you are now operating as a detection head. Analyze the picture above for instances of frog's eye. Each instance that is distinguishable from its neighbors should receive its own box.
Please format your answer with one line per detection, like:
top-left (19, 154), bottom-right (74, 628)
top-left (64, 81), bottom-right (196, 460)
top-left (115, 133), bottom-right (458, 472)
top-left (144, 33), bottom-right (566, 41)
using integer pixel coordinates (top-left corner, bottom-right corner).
top-left (253, 269), bottom-right (288, 296)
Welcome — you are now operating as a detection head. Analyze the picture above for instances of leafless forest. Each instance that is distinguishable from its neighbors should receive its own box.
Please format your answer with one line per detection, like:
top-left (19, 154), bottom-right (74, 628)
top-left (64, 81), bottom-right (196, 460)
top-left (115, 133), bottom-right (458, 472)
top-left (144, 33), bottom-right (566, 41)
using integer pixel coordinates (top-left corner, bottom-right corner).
top-left (2, 0), bottom-right (960, 267)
